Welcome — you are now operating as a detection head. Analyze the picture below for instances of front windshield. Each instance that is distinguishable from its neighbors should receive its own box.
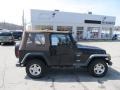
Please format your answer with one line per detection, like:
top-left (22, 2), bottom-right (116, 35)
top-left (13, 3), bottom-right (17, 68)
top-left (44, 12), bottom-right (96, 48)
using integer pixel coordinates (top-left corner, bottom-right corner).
top-left (0, 32), bottom-right (12, 36)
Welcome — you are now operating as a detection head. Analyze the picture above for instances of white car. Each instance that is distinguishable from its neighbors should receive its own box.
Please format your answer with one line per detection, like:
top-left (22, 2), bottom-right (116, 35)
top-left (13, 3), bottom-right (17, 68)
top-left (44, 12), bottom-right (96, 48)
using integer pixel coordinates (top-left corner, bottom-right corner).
top-left (117, 35), bottom-right (120, 40)
top-left (0, 31), bottom-right (15, 45)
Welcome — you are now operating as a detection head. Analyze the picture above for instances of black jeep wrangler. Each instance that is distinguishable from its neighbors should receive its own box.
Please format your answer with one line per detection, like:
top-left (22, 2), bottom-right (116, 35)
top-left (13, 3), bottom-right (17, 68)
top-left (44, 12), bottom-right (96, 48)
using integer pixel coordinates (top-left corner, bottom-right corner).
top-left (15, 30), bottom-right (112, 79)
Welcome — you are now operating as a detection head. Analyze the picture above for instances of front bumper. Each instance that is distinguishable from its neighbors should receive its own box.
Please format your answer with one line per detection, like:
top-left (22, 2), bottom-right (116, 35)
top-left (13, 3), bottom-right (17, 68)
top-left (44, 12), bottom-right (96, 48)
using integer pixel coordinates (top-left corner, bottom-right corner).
top-left (107, 60), bottom-right (112, 65)
top-left (105, 54), bottom-right (111, 60)
top-left (105, 54), bottom-right (112, 65)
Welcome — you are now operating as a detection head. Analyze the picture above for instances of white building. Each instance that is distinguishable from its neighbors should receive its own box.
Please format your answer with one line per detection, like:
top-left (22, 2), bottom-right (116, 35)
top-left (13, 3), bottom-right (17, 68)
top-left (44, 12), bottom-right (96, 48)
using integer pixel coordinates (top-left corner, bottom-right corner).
top-left (25, 9), bottom-right (116, 40)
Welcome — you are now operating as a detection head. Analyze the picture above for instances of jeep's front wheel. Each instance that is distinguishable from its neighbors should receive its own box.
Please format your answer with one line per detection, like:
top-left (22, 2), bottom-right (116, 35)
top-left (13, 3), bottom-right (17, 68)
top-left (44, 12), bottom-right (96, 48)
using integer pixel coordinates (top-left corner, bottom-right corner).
top-left (88, 60), bottom-right (108, 77)
top-left (26, 60), bottom-right (46, 79)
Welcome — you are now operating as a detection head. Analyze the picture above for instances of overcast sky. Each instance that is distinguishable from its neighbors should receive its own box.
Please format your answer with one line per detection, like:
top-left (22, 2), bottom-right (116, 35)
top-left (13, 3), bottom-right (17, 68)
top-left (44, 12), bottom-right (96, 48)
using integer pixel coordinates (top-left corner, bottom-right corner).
top-left (0, 0), bottom-right (119, 25)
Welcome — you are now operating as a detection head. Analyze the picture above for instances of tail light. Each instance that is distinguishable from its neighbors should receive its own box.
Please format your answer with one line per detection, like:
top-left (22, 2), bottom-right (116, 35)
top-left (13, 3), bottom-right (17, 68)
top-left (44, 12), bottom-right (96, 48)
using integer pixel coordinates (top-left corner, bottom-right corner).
top-left (16, 50), bottom-right (19, 58)
top-left (15, 45), bottom-right (19, 58)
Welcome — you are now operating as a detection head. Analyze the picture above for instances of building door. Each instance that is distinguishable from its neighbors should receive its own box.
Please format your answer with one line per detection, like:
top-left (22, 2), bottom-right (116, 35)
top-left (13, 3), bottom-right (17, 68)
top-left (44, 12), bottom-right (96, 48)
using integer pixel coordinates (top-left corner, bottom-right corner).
top-left (87, 27), bottom-right (100, 39)
top-left (76, 31), bottom-right (83, 41)
top-left (76, 27), bottom-right (84, 41)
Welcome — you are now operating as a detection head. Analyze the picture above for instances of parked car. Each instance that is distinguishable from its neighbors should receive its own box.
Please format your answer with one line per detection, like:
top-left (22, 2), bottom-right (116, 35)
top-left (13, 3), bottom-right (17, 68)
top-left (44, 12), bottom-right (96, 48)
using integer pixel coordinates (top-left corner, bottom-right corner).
top-left (15, 30), bottom-right (112, 79)
top-left (112, 34), bottom-right (120, 40)
top-left (117, 35), bottom-right (120, 40)
top-left (11, 30), bottom-right (23, 40)
top-left (0, 31), bottom-right (15, 45)
top-left (112, 34), bottom-right (118, 40)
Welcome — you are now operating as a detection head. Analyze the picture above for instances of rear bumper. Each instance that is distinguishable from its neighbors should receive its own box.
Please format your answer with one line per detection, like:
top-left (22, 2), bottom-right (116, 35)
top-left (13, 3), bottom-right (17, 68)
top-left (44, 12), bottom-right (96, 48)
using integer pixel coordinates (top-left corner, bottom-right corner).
top-left (16, 61), bottom-right (24, 67)
top-left (16, 63), bottom-right (24, 67)
top-left (16, 63), bottom-right (21, 67)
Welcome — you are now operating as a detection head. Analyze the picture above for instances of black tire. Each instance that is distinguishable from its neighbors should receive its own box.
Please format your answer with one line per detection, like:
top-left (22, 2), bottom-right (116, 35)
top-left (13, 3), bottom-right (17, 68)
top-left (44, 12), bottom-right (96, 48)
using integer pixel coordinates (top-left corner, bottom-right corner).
top-left (88, 60), bottom-right (108, 77)
top-left (26, 60), bottom-right (46, 79)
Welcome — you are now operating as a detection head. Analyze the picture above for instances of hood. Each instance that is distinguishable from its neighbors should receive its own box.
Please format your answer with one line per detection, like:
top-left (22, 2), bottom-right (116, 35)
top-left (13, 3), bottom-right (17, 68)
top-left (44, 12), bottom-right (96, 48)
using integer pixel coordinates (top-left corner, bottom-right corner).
top-left (77, 44), bottom-right (102, 50)
top-left (77, 43), bottom-right (106, 54)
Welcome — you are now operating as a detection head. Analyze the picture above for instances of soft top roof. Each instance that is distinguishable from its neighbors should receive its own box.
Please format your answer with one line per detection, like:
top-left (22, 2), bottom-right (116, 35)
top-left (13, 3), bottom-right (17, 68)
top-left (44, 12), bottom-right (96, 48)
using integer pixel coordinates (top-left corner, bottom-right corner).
top-left (24, 30), bottom-right (70, 34)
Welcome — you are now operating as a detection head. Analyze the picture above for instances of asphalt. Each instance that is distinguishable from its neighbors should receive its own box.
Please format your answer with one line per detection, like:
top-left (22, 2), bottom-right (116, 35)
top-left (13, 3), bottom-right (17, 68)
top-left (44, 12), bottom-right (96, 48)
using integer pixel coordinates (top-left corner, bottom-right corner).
top-left (0, 42), bottom-right (120, 90)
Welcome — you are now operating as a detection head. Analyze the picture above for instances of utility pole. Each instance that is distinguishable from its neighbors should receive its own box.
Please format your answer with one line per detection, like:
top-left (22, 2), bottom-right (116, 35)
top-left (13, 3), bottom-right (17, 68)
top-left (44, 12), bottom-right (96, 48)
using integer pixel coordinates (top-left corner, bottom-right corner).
top-left (22, 10), bottom-right (25, 31)
top-left (3, 20), bottom-right (5, 29)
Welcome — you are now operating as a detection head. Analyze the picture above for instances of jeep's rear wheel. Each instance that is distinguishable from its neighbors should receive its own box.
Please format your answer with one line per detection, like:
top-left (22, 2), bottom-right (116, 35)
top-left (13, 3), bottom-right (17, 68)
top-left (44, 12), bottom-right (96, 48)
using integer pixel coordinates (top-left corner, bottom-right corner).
top-left (26, 60), bottom-right (46, 79)
top-left (88, 60), bottom-right (108, 77)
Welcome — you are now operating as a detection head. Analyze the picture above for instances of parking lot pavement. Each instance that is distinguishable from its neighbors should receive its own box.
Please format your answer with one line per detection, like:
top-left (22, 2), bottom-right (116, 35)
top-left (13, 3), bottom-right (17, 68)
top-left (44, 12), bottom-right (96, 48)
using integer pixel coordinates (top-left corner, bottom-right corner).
top-left (0, 42), bottom-right (120, 90)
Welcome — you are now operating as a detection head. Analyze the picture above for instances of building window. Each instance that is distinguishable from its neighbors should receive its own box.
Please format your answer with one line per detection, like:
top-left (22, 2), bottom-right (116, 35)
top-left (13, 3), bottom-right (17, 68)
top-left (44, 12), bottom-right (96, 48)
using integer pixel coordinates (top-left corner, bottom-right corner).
top-left (34, 25), bottom-right (53, 30)
top-left (101, 27), bottom-right (111, 39)
top-left (57, 26), bottom-right (72, 32)
top-left (76, 27), bottom-right (84, 40)
top-left (77, 27), bottom-right (84, 30)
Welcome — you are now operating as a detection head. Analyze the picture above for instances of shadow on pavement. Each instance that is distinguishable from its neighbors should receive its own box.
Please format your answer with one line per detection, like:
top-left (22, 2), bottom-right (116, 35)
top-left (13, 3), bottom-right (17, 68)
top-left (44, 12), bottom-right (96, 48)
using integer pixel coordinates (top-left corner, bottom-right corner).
top-left (25, 67), bottom-right (120, 83)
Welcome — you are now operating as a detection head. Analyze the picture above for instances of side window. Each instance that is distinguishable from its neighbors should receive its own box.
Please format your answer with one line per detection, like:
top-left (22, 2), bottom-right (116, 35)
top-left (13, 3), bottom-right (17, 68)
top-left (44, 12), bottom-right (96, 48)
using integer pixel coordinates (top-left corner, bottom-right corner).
top-left (35, 34), bottom-right (45, 45)
top-left (58, 35), bottom-right (67, 44)
top-left (51, 34), bottom-right (59, 46)
top-left (59, 34), bottom-right (71, 44)
top-left (27, 34), bottom-right (34, 44)
top-left (27, 33), bottom-right (45, 45)
top-left (51, 34), bottom-right (71, 46)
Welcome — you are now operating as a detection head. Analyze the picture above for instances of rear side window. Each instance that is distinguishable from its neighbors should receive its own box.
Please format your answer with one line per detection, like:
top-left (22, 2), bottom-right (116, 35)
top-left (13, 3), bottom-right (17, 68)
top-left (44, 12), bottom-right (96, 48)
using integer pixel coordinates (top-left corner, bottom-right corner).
top-left (35, 34), bottom-right (45, 45)
top-left (27, 33), bottom-right (45, 45)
